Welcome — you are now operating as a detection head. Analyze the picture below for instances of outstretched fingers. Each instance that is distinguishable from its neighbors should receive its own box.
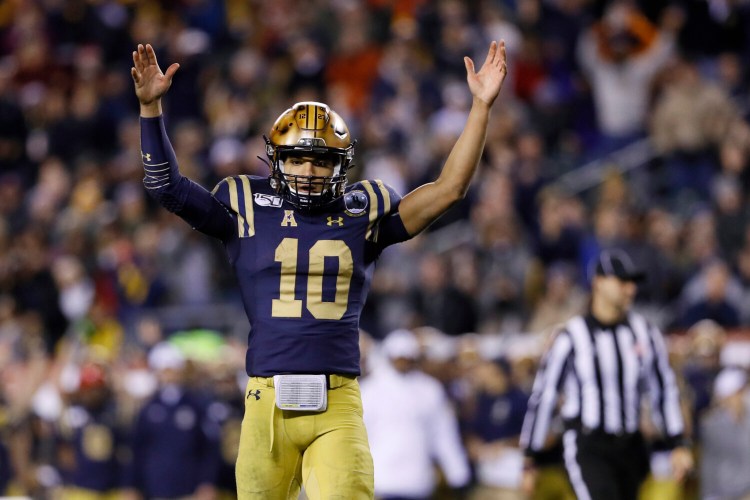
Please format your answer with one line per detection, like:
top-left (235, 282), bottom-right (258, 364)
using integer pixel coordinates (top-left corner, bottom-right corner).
top-left (133, 43), bottom-right (158, 71)
top-left (164, 63), bottom-right (180, 80)
top-left (465, 40), bottom-right (508, 106)
top-left (130, 66), bottom-right (141, 84)
top-left (497, 41), bottom-right (507, 70)
top-left (464, 56), bottom-right (475, 75)
top-left (145, 44), bottom-right (160, 69)
top-left (484, 40), bottom-right (498, 67)
top-left (132, 43), bottom-right (177, 83)
top-left (133, 45), bottom-right (143, 72)
top-left (137, 44), bottom-right (148, 70)
top-left (474, 41), bottom-right (506, 76)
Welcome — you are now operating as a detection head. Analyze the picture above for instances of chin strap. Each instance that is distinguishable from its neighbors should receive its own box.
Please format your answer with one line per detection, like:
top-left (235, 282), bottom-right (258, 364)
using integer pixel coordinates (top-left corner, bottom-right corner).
top-left (256, 155), bottom-right (271, 169)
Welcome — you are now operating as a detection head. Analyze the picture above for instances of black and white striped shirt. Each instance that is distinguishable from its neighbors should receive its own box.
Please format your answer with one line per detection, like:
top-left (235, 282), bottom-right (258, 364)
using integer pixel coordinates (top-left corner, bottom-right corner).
top-left (520, 311), bottom-right (685, 455)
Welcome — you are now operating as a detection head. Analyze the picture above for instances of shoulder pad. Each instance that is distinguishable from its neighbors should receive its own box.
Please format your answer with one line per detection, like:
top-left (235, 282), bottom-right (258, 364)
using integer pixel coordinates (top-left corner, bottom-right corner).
top-left (211, 175), bottom-right (257, 237)
top-left (355, 180), bottom-right (402, 217)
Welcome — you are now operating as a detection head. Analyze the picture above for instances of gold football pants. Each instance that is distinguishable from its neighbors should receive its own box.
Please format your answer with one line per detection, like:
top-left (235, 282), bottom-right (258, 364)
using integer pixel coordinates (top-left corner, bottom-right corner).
top-left (236, 375), bottom-right (374, 499)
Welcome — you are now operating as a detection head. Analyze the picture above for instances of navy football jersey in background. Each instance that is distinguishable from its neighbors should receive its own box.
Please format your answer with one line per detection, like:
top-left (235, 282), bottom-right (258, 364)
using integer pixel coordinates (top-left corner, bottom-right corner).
top-left (207, 176), bottom-right (409, 376)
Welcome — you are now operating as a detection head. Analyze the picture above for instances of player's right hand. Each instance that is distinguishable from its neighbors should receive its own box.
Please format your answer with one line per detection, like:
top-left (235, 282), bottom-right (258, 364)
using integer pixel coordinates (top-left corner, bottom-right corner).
top-left (131, 43), bottom-right (180, 105)
top-left (464, 40), bottom-right (507, 108)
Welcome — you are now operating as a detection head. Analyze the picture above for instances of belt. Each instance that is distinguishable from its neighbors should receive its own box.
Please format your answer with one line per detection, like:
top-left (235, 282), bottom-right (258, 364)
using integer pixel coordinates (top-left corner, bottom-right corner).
top-left (251, 374), bottom-right (356, 390)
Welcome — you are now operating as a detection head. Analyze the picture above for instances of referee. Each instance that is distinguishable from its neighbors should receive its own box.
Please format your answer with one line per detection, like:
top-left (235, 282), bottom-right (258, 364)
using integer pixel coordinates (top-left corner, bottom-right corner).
top-left (520, 249), bottom-right (693, 500)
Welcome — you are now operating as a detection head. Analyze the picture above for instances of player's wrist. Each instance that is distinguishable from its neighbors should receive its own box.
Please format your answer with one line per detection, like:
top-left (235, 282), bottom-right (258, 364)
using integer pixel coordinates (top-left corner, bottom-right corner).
top-left (471, 95), bottom-right (493, 111)
top-left (140, 100), bottom-right (162, 118)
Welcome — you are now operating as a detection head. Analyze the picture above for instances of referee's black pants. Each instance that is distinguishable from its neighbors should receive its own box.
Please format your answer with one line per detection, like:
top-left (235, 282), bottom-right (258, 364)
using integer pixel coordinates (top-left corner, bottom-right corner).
top-left (561, 429), bottom-right (650, 500)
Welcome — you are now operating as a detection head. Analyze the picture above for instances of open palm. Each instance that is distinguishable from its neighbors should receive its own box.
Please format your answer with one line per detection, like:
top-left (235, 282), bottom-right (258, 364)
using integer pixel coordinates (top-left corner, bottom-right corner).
top-left (131, 44), bottom-right (180, 105)
top-left (464, 40), bottom-right (507, 107)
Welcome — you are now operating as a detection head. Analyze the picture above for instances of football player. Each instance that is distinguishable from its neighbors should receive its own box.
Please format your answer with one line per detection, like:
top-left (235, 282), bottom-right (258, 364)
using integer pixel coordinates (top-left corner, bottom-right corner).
top-left (131, 39), bottom-right (507, 499)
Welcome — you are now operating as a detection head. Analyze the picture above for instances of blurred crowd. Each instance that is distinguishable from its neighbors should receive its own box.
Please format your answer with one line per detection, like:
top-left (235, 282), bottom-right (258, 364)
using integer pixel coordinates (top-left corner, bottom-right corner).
top-left (0, 0), bottom-right (750, 498)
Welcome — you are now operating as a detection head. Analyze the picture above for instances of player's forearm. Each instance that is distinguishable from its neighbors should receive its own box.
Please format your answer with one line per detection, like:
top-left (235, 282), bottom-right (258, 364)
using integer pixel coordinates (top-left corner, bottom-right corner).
top-left (141, 114), bottom-right (183, 193)
top-left (140, 114), bottom-right (234, 239)
top-left (438, 97), bottom-right (491, 198)
top-left (398, 98), bottom-right (490, 235)
top-left (140, 114), bottom-right (201, 218)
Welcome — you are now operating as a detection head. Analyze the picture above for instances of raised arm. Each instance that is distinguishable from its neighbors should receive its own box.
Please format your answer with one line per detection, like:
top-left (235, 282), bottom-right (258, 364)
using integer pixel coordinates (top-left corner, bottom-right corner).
top-left (398, 40), bottom-right (507, 236)
top-left (131, 44), bottom-right (233, 241)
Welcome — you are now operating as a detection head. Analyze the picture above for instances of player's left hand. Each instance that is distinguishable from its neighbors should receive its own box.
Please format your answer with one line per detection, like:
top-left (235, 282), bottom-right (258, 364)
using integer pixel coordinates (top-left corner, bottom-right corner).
top-left (464, 40), bottom-right (507, 107)
top-left (670, 445), bottom-right (694, 482)
top-left (131, 43), bottom-right (180, 106)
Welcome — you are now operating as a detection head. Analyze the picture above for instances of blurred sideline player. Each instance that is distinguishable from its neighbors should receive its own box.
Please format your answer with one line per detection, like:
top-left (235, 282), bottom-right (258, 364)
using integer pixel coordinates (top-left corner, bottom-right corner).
top-left (131, 38), bottom-right (507, 499)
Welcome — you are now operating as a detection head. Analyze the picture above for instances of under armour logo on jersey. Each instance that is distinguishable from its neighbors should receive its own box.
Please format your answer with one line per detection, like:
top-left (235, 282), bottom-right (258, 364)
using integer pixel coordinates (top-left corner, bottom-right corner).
top-left (141, 152), bottom-right (151, 162)
top-left (247, 389), bottom-right (261, 401)
top-left (327, 216), bottom-right (344, 227)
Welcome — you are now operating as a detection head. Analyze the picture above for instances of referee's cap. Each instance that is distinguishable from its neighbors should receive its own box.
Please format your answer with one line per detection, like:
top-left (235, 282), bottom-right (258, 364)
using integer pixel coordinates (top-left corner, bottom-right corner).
top-left (593, 249), bottom-right (645, 282)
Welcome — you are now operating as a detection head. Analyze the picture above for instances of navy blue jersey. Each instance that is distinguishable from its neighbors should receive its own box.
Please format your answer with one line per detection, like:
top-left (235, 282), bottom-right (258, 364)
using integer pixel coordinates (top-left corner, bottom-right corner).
top-left (468, 388), bottom-right (528, 442)
top-left (209, 177), bottom-right (409, 376)
top-left (57, 405), bottom-right (126, 491)
top-left (211, 395), bottom-right (244, 492)
top-left (140, 116), bottom-right (410, 377)
top-left (127, 389), bottom-right (221, 497)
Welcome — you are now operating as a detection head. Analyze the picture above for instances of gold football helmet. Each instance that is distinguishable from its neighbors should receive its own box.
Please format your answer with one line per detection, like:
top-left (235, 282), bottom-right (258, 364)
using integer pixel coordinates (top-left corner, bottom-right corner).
top-left (265, 102), bottom-right (355, 210)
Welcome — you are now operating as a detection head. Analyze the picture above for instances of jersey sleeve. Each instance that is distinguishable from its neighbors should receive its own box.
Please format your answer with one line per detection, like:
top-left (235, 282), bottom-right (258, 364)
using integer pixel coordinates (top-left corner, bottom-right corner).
top-left (359, 180), bottom-right (410, 249)
top-left (644, 319), bottom-right (686, 447)
top-left (210, 175), bottom-right (257, 239)
top-left (520, 329), bottom-right (573, 458)
top-left (140, 115), bottom-right (234, 241)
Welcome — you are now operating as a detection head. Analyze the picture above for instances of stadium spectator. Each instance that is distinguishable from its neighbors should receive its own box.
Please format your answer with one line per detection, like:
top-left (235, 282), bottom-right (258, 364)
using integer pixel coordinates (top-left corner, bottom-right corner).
top-left (681, 320), bottom-right (727, 436)
top-left (575, 1), bottom-right (676, 156)
top-left (124, 342), bottom-right (221, 499)
top-left (409, 251), bottom-right (479, 335)
top-left (361, 329), bottom-right (471, 499)
top-left (464, 356), bottom-right (528, 499)
top-left (650, 54), bottom-right (738, 202)
top-left (525, 261), bottom-right (587, 337)
top-left (678, 258), bottom-right (742, 330)
top-left (56, 362), bottom-right (130, 498)
top-left (699, 367), bottom-right (750, 500)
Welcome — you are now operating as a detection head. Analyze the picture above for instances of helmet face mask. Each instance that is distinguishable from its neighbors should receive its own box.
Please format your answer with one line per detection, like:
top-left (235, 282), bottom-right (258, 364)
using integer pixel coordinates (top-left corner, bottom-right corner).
top-left (275, 151), bottom-right (342, 206)
top-left (265, 102), bottom-right (355, 210)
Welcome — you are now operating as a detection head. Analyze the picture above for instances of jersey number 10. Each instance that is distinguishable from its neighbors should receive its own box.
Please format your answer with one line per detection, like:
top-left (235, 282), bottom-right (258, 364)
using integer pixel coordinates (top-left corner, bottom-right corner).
top-left (272, 238), bottom-right (354, 320)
